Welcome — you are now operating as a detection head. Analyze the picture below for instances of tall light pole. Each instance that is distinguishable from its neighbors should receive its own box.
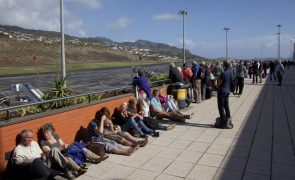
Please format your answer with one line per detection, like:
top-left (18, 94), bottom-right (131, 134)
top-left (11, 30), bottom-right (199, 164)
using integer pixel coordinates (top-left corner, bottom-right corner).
top-left (223, 27), bottom-right (230, 61)
top-left (60, 0), bottom-right (66, 80)
top-left (290, 40), bottom-right (293, 61)
top-left (276, 24), bottom-right (282, 60)
top-left (260, 44), bottom-right (263, 61)
top-left (178, 9), bottom-right (188, 65)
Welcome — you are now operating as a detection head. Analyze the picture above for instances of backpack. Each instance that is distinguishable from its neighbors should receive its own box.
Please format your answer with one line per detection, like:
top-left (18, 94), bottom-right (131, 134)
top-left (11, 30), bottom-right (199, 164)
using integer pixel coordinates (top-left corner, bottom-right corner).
top-left (66, 141), bottom-right (87, 165)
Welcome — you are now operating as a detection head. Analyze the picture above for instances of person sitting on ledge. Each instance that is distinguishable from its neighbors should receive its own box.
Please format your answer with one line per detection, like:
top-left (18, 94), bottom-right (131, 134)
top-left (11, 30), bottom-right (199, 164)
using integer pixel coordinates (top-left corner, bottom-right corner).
top-left (103, 116), bottom-right (148, 147)
top-left (13, 129), bottom-right (72, 179)
top-left (137, 97), bottom-right (176, 131)
top-left (113, 103), bottom-right (149, 139)
top-left (39, 124), bottom-right (90, 178)
top-left (87, 107), bottom-right (137, 156)
top-left (150, 89), bottom-right (193, 123)
top-left (127, 98), bottom-right (160, 137)
top-left (39, 124), bottom-right (108, 170)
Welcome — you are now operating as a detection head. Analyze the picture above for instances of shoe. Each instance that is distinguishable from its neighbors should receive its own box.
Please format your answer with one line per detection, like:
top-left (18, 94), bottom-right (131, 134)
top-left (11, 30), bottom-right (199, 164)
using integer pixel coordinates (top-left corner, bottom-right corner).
top-left (140, 134), bottom-right (148, 139)
top-left (93, 155), bottom-right (109, 164)
top-left (153, 131), bottom-right (160, 137)
top-left (178, 118), bottom-right (186, 123)
top-left (77, 168), bottom-right (87, 175)
top-left (65, 171), bottom-right (75, 179)
top-left (138, 139), bottom-right (148, 147)
top-left (166, 124), bottom-right (176, 130)
top-left (223, 124), bottom-right (233, 129)
top-left (214, 124), bottom-right (223, 129)
top-left (185, 114), bottom-right (192, 119)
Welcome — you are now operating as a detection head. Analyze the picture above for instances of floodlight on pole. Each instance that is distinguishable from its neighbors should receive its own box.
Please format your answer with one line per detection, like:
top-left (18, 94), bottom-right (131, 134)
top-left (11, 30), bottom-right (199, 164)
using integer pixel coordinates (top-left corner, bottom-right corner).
top-left (290, 40), bottom-right (293, 61)
top-left (60, 0), bottom-right (66, 81)
top-left (260, 44), bottom-right (263, 61)
top-left (178, 9), bottom-right (188, 65)
top-left (276, 24), bottom-right (282, 60)
top-left (223, 27), bottom-right (230, 61)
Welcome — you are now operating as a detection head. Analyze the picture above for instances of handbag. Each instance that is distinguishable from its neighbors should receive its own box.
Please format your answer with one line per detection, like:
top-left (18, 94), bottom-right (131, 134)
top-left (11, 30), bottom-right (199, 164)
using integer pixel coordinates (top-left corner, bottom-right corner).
top-left (85, 142), bottom-right (106, 156)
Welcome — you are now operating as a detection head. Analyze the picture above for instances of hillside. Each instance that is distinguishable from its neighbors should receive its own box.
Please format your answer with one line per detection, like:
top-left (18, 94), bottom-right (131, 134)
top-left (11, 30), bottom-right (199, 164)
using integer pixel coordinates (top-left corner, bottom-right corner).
top-left (0, 25), bottom-right (205, 67)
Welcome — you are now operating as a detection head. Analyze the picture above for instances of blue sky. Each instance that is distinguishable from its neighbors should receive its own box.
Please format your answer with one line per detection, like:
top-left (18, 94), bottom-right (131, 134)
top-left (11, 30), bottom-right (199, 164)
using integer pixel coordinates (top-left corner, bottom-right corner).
top-left (0, 0), bottom-right (294, 59)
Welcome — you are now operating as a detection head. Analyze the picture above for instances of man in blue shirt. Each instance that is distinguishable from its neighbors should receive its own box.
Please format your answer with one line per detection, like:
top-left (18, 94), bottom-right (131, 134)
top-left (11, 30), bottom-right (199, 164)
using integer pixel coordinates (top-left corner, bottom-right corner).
top-left (215, 61), bottom-right (233, 129)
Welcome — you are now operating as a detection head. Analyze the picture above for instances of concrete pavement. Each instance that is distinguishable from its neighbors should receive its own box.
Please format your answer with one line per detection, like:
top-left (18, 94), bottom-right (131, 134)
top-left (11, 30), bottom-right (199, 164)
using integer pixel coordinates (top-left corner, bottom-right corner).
top-left (77, 66), bottom-right (295, 180)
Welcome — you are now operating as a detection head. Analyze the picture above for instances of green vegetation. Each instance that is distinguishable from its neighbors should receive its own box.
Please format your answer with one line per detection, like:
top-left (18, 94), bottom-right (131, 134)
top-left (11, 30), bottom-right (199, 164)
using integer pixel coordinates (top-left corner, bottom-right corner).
top-left (0, 61), bottom-right (168, 76)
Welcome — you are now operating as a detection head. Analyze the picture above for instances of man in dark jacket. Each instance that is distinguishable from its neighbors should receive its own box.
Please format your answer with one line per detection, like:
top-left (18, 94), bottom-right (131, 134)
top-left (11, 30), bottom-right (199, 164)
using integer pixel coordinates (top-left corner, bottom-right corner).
top-left (169, 62), bottom-right (184, 83)
top-left (215, 61), bottom-right (233, 129)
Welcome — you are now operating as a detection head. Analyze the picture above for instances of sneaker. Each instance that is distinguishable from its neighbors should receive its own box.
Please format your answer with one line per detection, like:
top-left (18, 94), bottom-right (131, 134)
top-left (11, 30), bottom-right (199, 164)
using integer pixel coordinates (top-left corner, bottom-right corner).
top-left (138, 139), bottom-right (148, 147)
top-left (185, 114), bottom-right (192, 119)
top-left (140, 134), bottom-right (148, 139)
top-left (153, 131), bottom-right (160, 137)
top-left (166, 124), bottom-right (176, 130)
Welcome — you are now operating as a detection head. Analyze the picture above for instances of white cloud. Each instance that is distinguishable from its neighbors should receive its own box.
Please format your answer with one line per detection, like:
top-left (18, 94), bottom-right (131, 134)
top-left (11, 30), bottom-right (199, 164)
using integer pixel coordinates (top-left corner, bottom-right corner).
top-left (0, 0), bottom-right (60, 31)
top-left (66, 0), bottom-right (102, 9)
top-left (153, 13), bottom-right (180, 20)
top-left (78, 29), bottom-right (86, 37)
top-left (178, 38), bottom-right (195, 49)
top-left (107, 16), bottom-right (134, 30)
top-left (0, 0), bottom-right (100, 37)
top-left (66, 18), bottom-right (83, 31)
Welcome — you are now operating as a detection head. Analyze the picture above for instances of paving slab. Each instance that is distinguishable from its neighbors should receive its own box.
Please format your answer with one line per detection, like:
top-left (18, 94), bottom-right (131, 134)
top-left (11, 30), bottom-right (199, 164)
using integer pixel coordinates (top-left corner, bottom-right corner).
top-left (186, 165), bottom-right (218, 180)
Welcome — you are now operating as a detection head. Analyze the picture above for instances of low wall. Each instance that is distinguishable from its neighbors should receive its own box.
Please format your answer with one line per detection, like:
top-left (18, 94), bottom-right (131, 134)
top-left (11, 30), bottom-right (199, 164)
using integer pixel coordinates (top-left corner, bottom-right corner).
top-left (0, 94), bottom-right (134, 176)
top-left (0, 86), bottom-right (168, 176)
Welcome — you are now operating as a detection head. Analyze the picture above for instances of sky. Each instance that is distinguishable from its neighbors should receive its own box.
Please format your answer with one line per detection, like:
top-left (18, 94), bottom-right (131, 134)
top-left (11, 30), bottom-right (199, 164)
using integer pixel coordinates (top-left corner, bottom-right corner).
top-left (0, 0), bottom-right (294, 59)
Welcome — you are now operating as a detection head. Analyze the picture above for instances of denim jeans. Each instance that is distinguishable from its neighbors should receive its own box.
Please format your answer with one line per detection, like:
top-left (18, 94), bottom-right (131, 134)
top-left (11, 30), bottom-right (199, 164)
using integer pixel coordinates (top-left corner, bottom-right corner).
top-left (121, 118), bottom-right (144, 136)
top-left (166, 100), bottom-right (178, 111)
top-left (217, 92), bottom-right (230, 126)
top-left (136, 118), bottom-right (154, 134)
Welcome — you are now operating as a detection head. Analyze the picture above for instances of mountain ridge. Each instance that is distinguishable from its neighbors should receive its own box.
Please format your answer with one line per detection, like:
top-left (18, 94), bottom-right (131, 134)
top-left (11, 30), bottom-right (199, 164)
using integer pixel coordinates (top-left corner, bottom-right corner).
top-left (0, 24), bottom-right (206, 66)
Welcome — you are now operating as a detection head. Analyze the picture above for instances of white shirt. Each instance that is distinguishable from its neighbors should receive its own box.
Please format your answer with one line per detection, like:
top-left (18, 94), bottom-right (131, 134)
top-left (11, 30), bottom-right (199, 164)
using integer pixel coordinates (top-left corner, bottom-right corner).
top-left (13, 140), bottom-right (43, 165)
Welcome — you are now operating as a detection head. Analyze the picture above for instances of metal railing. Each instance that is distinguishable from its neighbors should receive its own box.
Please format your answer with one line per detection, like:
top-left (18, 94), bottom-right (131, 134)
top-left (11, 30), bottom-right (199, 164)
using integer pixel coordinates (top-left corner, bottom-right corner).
top-left (0, 79), bottom-right (170, 121)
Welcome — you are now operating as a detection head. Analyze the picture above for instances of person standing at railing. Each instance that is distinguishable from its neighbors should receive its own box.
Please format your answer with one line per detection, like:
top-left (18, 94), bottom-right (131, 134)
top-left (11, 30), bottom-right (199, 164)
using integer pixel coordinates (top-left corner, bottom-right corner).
top-left (132, 69), bottom-right (152, 117)
top-left (182, 63), bottom-right (193, 101)
top-left (191, 61), bottom-right (202, 103)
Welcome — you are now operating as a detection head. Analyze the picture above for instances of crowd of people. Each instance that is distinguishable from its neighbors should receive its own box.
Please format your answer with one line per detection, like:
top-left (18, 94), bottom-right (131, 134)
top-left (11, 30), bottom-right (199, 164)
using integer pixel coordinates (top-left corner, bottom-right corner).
top-left (6, 59), bottom-right (292, 179)
top-left (168, 59), bottom-right (291, 128)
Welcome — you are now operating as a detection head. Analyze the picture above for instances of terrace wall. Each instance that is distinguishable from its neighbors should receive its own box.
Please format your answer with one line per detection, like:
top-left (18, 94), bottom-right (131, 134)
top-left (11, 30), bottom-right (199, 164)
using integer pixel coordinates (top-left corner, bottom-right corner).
top-left (0, 86), bottom-right (168, 177)
top-left (0, 94), bottom-right (134, 176)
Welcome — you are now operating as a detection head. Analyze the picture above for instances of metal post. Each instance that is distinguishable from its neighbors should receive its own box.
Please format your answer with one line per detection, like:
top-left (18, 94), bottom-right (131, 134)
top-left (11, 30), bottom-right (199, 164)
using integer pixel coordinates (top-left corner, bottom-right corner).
top-left (178, 10), bottom-right (188, 65)
top-left (60, 0), bottom-right (66, 80)
top-left (276, 24), bottom-right (282, 60)
top-left (260, 44), bottom-right (263, 61)
top-left (223, 27), bottom-right (230, 61)
top-left (290, 40), bottom-right (293, 61)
